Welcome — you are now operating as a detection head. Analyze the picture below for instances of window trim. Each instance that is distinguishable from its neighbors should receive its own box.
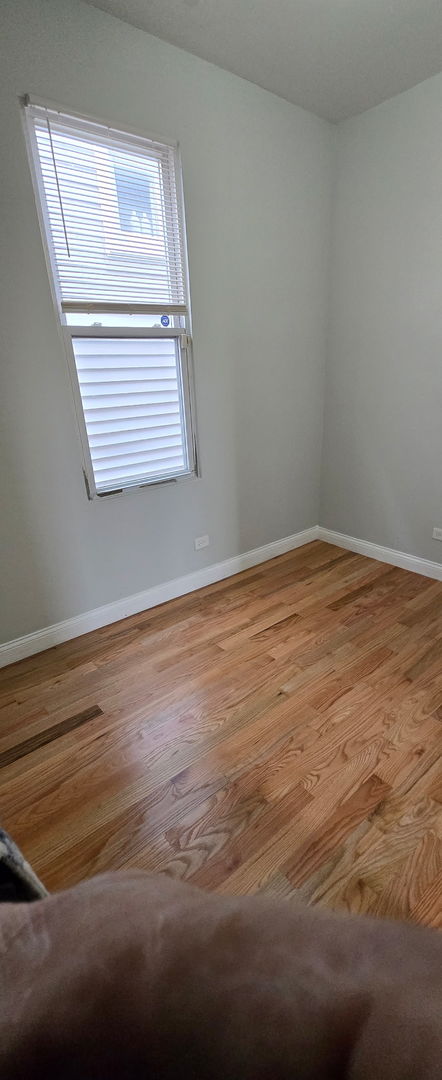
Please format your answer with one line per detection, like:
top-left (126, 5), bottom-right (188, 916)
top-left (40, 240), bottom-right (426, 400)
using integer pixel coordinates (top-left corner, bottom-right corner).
top-left (21, 94), bottom-right (199, 499)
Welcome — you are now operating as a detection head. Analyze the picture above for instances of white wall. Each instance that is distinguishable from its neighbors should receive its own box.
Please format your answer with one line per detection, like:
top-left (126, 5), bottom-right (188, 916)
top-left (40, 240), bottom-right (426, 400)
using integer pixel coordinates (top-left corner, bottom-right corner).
top-left (0, 0), bottom-right (332, 644)
top-left (321, 73), bottom-right (442, 564)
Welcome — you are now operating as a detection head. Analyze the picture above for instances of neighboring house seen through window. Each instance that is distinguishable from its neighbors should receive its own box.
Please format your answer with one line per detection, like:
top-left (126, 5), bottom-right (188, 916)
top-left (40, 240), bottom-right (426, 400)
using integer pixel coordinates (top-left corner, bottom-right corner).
top-left (114, 163), bottom-right (154, 234)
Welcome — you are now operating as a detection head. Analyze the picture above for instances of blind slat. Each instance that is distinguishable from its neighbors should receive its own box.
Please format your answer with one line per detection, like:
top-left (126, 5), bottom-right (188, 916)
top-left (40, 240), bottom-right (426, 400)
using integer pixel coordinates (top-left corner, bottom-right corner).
top-left (82, 393), bottom-right (180, 407)
top-left (91, 439), bottom-right (184, 461)
top-left (79, 374), bottom-right (179, 387)
top-left (85, 405), bottom-right (180, 422)
top-left (94, 456), bottom-right (185, 482)
top-left (89, 425), bottom-right (182, 447)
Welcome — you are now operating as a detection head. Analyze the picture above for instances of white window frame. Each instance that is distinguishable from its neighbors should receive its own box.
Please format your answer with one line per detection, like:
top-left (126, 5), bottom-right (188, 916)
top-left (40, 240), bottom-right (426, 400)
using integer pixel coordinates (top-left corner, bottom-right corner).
top-left (22, 95), bottom-right (199, 498)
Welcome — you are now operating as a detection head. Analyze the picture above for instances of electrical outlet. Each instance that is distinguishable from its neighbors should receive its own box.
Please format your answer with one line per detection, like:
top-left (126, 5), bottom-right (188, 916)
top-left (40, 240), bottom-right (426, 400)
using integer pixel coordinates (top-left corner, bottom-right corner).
top-left (432, 527), bottom-right (442, 542)
top-left (194, 534), bottom-right (210, 551)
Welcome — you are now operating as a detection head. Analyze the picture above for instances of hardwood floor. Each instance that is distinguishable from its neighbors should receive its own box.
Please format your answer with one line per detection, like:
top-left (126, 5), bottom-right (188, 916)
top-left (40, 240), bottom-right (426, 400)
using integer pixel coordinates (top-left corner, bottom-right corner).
top-left (0, 541), bottom-right (441, 926)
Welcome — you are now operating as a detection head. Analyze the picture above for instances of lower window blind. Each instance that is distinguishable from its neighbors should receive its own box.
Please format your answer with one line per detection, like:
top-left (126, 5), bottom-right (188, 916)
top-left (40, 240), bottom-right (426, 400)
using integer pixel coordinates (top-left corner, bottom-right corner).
top-left (72, 336), bottom-right (189, 493)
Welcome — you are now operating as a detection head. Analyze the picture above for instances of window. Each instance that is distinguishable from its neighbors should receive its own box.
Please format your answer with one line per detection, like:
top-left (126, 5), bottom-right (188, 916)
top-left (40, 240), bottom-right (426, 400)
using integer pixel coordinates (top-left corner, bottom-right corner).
top-left (23, 99), bottom-right (197, 496)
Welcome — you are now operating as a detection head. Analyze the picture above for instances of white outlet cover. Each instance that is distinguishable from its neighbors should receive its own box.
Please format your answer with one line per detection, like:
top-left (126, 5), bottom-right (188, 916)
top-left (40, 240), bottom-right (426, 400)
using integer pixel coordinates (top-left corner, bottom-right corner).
top-left (194, 534), bottom-right (210, 550)
top-left (432, 527), bottom-right (442, 541)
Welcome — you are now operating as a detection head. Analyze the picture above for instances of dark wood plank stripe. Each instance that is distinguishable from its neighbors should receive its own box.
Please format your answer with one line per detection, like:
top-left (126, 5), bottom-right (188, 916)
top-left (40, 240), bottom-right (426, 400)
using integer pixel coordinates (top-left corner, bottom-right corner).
top-left (0, 706), bottom-right (103, 769)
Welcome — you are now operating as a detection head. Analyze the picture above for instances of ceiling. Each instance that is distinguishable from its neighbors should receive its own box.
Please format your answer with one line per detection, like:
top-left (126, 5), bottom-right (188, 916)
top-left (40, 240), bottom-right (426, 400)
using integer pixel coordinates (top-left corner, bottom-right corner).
top-left (83, 0), bottom-right (442, 122)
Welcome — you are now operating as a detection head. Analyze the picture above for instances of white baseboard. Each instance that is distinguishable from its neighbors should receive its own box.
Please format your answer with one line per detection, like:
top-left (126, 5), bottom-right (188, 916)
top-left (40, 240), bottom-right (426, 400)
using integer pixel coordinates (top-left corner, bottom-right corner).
top-left (317, 527), bottom-right (442, 582)
top-left (3, 523), bottom-right (441, 669)
top-left (0, 526), bottom-right (320, 669)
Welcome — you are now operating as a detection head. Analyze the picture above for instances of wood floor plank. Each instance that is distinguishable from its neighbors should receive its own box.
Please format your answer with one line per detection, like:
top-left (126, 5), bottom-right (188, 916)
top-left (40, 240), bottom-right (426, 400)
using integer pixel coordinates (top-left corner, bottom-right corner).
top-left (215, 740), bottom-right (388, 895)
top-left (314, 796), bottom-right (442, 914)
top-left (162, 783), bottom-right (312, 889)
top-left (372, 831), bottom-right (442, 921)
top-left (0, 541), bottom-right (441, 923)
top-left (410, 869), bottom-right (442, 928)
top-left (284, 774), bottom-right (390, 888)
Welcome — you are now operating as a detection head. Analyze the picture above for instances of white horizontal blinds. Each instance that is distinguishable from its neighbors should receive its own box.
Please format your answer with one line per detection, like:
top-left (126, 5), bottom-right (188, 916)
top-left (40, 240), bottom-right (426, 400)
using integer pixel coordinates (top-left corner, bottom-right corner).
top-left (72, 337), bottom-right (189, 491)
top-left (27, 104), bottom-right (187, 310)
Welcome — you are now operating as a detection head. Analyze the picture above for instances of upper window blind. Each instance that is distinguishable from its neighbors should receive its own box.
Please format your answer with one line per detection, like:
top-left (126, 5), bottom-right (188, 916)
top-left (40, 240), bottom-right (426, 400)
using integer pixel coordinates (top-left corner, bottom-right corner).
top-left (26, 103), bottom-right (187, 312)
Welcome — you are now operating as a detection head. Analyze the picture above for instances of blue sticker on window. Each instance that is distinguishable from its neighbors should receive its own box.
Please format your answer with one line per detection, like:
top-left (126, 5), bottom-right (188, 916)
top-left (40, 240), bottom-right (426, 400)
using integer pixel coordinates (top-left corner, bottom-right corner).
top-left (161, 314), bottom-right (170, 327)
